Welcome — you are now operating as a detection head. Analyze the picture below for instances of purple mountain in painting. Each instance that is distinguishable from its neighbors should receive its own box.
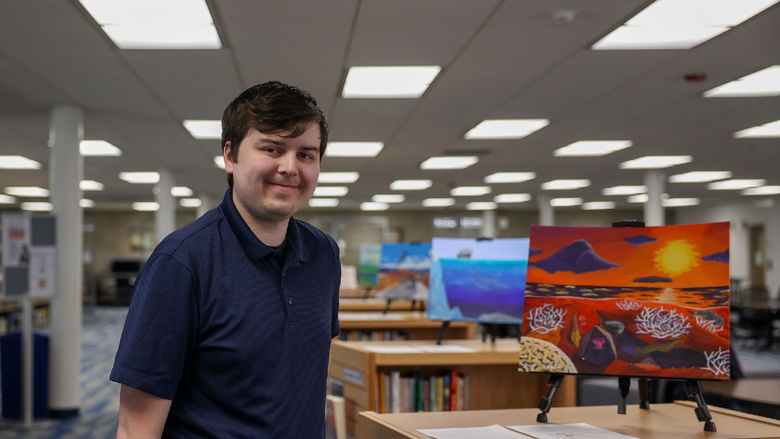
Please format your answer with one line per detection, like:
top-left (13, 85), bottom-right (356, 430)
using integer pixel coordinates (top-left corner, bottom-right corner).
top-left (634, 276), bottom-right (672, 283)
top-left (531, 239), bottom-right (619, 274)
top-left (622, 234), bottom-right (657, 246)
top-left (702, 249), bottom-right (729, 263)
top-left (529, 248), bottom-right (543, 256)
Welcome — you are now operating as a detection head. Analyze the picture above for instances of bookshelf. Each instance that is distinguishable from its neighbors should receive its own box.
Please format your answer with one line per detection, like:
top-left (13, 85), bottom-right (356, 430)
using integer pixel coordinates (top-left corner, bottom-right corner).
top-left (329, 339), bottom-right (576, 438)
top-left (0, 299), bottom-right (50, 335)
top-left (337, 312), bottom-right (475, 341)
top-left (339, 298), bottom-right (426, 312)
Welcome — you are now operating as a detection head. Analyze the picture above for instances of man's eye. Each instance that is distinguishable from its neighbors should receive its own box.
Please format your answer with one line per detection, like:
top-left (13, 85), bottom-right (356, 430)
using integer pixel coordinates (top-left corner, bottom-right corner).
top-left (298, 152), bottom-right (314, 160)
top-left (263, 147), bottom-right (279, 154)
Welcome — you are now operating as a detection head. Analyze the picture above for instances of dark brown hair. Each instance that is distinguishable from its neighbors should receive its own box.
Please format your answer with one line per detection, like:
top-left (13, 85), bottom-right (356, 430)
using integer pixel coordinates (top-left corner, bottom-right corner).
top-left (221, 81), bottom-right (328, 187)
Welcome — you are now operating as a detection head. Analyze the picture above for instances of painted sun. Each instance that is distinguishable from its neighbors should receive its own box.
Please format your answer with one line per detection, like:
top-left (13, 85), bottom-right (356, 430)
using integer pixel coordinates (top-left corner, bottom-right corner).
top-left (653, 240), bottom-right (700, 277)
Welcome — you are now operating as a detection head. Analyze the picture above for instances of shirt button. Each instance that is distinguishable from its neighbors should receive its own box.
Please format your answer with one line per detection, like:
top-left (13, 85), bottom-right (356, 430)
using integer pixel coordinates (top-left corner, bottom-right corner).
top-left (288, 297), bottom-right (294, 305)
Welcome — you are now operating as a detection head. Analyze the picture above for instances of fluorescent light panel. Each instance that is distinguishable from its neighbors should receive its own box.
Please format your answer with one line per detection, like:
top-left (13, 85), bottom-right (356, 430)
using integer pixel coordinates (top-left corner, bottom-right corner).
top-left (180, 198), bottom-right (202, 207)
top-left (79, 0), bottom-right (221, 49)
top-left (422, 198), bottom-right (455, 207)
top-left (0, 155), bottom-right (41, 169)
top-left (119, 172), bottom-right (160, 184)
top-left (669, 171), bottom-right (732, 183)
top-left (80, 199), bottom-right (95, 208)
top-left (550, 197), bottom-right (583, 207)
top-left (484, 172), bottom-right (536, 183)
top-left (132, 202), bottom-right (160, 211)
top-left (451, 186), bottom-right (491, 196)
top-left (171, 186), bottom-right (193, 197)
top-left (494, 193), bottom-right (531, 203)
top-left (420, 156), bottom-right (478, 170)
top-left (309, 198), bottom-right (340, 207)
top-left (743, 186), bottom-right (780, 195)
top-left (80, 140), bottom-right (121, 156)
top-left (80, 180), bottom-right (104, 191)
top-left (390, 180), bottom-right (432, 190)
top-left (214, 156), bottom-right (225, 169)
top-left (708, 179), bottom-right (766, 190)
top-left (466, 202), bottom-right (497, 211)
top-left (22, 202), bottom-right (53, 212)
top-left (583, 201), bottom-right (616, 210)
top-left (313, 186), bottom-right (348, 197)
top-left (184, 120), bottom-right (222, 139)
top-left (319, 172), bottom-right (359, 184)
top-left (554, 140), bottom-right (632, 157)
top-left (734, 120), bottom-right (780, 138)
top-left (325, 142), bottom-right (383, 157)
top-left (603, 185), bottom-right (646, 196)
top-left (0, 194), bottom-right (17, 204)
top-left (620, 156), bottom-right (692, 169)
top-left (705, 65), bottom-right (780, 97)
top-left (360, 202), bottom-right (389, 211)
top-left (542, 179), bottom-right (590, 190)
top-left (464, 119), bottom-right (549, 139)
top-left (663, 198), bottom-right (700, 207)
top-left (342, 66), bottom-right (441, 98)
top-left (372, 194), bottom-right (405, 203)
top-left (5, 187), bottom-right (49, 197)
top-left (628, 194), bottom-right (649, 203)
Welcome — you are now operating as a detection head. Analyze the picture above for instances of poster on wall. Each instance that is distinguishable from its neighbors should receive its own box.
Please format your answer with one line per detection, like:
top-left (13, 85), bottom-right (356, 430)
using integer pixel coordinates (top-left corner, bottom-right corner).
top-left (374, 243), bottom-right (431, 301)
top-left (2, 213), bottom-right (57, 298)
top-left (428, 238), bottom-right (528, 324)
top-left (358, 244), bottom-right (381, 289)
top-left (519, 222), bottom-right (731, 380)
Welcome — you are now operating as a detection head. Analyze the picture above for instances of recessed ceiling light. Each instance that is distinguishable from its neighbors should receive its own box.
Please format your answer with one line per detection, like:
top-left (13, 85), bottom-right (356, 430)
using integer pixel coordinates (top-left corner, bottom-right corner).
top-left (180, 198), bottom-right (202, 207)
top-left (484, 172), bottom-right (536, 183)
top-left (554, 140), bottom-right (632, 157)
top-left (360, 202), bottom-right (389, 211)
top-left (466, 202), bottom-right (497, 211)
top-left (628, 194), bottom-right (649, 203)
top-left (171, 186), bottom-right (193, 197)
top-left (451, 186), bottom-right (491, 196)
top-left (325, 142), bottom-right (383, 157)
top-left (119, 172), bottom-right (160, 184)
top-left (79, 0), bottom-right (222, 49)
top-left (342, 66), bottom-right (441, 98)
top-left (663, 198), bottom-right (700, 207)
top-left (214, 156), bottom-right (225, 169)
top-left (0, 155), bottom-right (42, 169)
top-left (390, 180), bottom-right (432, 190)
top-left (494, 193), bottom-right (531, 203)
top-left (708, 179), bottom-right (766, 190)
top-left (0, 194), bottom-right (16, 204)
top-left (184, 120), bottom-right (222, 139)
top-left (734, 120), bottom-right (780, 138)
top-left (5, 187), bottom-right (50, 197)
top-left (669, 171), bottom-right (732, 183)
top-left (420, 156), bottom-right (478, 170)
top-left (80, 180), bottom-right (105, 191)
top-left (372, 194), bottom-right (405, 203)
top-left (80, 199), bottom-right (95, 208)
top-left (80, 140), bottom-right (122, 156)
top-left (464, 119), bottom-right (549, 139)
top-left (309, 198), bottom-right (340, 207)
top-left (742, 186), bottom-right (780, 195)
top-left (313, 186), bottom-right (348, 197)
top-left (550, 197), bottom-right (583, 207)
top-left (21, 202), bottom-right (53, 212)
top-left (619, 156), bottom-right (692, 169)
top-left (704, 65), bottom-right (780, 97)
top-left (319, 172), bottom-right (360, 184)
top-left (423, 198), bottom-right (455, 207)
top-left (602, 185), bottom-right (647, 196)
top-left (583, 201), bottom-right (616, 210)
top-left (593, 25), bottom-right (727, 50)
top-left (132, 202), bottom-right (160, 211)
top-left (542, 179), bottom-right (590, 190)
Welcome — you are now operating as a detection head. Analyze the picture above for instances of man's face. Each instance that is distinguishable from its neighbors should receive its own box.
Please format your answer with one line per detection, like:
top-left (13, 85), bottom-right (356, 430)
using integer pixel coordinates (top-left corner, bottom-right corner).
top-left (224, 123), bottom-right (320, 226)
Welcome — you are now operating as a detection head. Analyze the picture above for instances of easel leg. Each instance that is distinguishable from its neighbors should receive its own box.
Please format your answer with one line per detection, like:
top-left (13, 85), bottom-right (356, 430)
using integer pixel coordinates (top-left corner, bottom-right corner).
top-left (536, 374), bottom-right (564, 423)
top-left (436, 321), bottom-right (450, 345)
top-left (618, 377), bottom-right (630, 414)
top-left (682, 380), bottom-right (717, 432)
top-left (382, 299), bottom-right (392, 314)
top-left (638, 378), bottom-right (651, 410)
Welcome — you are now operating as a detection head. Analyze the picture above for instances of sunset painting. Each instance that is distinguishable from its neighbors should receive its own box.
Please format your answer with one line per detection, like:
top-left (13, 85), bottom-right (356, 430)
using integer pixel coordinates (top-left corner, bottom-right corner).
top-left (519, 222), bottom-right (731, 380)
top-left (375, 243), bottom-right (431, 301)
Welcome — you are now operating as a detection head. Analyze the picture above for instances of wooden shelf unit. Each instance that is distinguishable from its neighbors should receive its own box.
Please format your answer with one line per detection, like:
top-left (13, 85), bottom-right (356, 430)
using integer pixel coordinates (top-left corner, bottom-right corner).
top-left (337, 313), bottom-right (475, 341)
top-left (329, 339), bottom-right (576, 438)
top-left (339, 298), bottom-right (426, 312)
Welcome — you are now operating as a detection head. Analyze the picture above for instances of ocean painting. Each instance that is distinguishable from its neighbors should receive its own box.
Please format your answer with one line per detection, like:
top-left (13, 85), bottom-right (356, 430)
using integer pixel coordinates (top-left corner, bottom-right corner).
top-left (519, 222), bottom-right (731, 381)
top-left (374, 243), bottom-right (431, 301)
top-left (428, 238), bottom-right (529, 324)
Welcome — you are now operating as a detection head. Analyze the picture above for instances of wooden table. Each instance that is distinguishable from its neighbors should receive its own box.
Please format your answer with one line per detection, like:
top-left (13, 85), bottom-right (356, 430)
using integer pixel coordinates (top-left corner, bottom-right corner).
top-left (339, 298), bottom-right (425, 312)
top-left (358, 401), bottom-right (780, 438)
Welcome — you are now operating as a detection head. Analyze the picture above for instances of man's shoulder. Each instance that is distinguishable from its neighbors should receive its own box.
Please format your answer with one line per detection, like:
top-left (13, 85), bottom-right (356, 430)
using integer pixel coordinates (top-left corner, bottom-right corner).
top-left (155, 208), bottom-right (225, 257)
top-left (293, 218), bottom-right (336, 247)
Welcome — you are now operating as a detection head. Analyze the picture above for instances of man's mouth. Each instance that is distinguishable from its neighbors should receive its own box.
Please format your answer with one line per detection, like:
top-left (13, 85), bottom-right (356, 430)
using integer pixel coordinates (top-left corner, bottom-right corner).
top-left (268, 181), bottom-right (299, 190)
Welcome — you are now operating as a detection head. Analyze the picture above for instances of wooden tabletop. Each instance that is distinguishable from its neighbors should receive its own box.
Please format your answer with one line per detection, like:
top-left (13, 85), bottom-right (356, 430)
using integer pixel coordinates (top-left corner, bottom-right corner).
top-left (702, 378), bottom-right (780, 406)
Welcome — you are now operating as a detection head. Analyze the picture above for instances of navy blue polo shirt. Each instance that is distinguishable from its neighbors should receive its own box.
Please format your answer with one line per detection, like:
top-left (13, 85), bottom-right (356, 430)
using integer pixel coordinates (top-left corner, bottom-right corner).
top-left (111, 189), bottom-right (341, 438)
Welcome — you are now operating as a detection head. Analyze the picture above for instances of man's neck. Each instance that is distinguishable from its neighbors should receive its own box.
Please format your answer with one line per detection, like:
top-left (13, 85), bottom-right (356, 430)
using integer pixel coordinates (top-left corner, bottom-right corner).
top-left (232, 195), bottom-right (289, 247)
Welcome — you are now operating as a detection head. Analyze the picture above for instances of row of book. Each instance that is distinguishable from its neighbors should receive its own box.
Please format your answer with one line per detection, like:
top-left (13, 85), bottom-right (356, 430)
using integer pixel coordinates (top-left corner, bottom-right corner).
top-left (377, 369), bottom-right (469, 414)
top-left (338, 330), bottom-right (409, 341)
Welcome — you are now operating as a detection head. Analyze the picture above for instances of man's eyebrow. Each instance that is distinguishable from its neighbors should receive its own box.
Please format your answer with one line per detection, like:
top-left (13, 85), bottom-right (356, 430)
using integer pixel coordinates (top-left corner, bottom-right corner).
top-left (301, 146), bottom-right (320, 153)
top-left (256, 138), bottom-right (284, 146)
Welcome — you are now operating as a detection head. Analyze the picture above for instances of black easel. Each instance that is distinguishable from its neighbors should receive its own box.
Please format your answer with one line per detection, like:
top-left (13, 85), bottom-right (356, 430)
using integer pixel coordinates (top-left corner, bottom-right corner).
top-left (682, 380), bottom-right (717, 431)
top-left (435, 321), bottom-right (450, 345)
top-left (536, 374), bottom-right (564, 423)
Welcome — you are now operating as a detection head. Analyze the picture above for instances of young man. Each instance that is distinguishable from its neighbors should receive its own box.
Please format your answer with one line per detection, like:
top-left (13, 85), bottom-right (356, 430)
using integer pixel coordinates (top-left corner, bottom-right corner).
top-left (111, 81), bottom-right (341, 438)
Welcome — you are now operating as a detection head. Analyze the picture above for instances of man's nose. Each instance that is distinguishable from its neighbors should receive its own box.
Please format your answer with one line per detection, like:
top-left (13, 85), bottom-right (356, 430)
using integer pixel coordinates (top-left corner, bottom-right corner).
top-left (277, 152), bottom-right (298, 175)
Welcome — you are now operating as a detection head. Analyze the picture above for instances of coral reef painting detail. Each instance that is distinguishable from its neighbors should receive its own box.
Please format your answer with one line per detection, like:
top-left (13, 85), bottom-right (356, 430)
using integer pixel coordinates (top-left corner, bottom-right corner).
top-left (520, 222), bottom-right (730, 380)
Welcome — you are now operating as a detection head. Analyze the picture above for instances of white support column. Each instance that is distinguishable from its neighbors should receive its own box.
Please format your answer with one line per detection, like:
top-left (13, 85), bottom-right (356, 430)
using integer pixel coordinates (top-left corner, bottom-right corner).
top-left (538, 194), bottom-right (555, 226)
top-left (155, 169), bottom-right (175, 242)
top-left (196, 194), bottom-right (217, 218)
top-left (644, 171), bottom-right (665, 227)
top-left (48, 105), bottom-right (83, 416)
top-left (481, 209), bottom-right (496, 239)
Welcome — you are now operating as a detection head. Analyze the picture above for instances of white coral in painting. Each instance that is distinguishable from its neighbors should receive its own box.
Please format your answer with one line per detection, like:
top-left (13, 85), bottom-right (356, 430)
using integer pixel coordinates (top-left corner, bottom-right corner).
top-left (694, 315), bottom-right (724, 334)
top-left (635, 306), bottom-right (691, 339)
top-left (527, 304), bottom-right (566, 335)
top-left (616, 300), bottom-right (642, 311)
top-left (702, 347), bottom-right (730, 377)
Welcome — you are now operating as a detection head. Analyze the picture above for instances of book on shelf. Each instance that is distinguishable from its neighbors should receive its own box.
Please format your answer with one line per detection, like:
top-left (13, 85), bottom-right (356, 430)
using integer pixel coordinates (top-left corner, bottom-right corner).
top-left (338, 330), bottom-right (410, 341)
top-left (377, 369), bottom-right (468, 414)
top-left (325, 394), bottom-right (346, 439)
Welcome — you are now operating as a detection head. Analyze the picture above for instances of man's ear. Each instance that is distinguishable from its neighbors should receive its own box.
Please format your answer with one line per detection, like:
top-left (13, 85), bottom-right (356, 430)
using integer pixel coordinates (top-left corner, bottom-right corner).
top-left (223, 141), bottom-right (234, 173)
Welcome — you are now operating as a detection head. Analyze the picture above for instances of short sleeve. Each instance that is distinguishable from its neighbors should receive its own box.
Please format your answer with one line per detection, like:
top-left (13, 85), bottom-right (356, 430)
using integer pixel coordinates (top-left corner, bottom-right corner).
top-left (110, 253), bottom-right (198, 399)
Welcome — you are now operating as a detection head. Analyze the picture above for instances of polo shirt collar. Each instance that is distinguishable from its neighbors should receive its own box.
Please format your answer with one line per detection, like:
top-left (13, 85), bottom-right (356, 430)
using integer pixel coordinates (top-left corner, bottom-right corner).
top-left (219, 189), bottom-right (309, 263)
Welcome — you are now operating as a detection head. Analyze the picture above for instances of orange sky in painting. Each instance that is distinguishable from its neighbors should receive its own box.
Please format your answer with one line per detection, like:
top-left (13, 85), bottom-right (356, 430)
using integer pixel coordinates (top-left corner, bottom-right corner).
top-left (527, 222), bottom-right (729, 288)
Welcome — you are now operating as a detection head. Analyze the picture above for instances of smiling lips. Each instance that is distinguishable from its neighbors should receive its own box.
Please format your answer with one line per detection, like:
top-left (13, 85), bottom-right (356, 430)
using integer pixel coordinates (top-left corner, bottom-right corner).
top-left (268, 181), bottom-right (299, 190)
